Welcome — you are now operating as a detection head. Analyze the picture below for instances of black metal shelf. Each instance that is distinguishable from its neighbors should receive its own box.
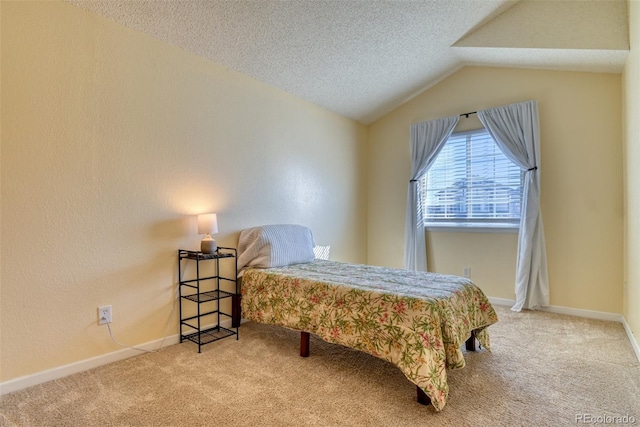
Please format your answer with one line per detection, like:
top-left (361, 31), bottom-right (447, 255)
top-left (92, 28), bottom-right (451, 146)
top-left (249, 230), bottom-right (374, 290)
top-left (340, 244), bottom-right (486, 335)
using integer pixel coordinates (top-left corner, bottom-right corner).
top-left (181, 289), bottom-right (235, 303)
top-left (181, 326), bottom-right (237, 346)
top-left (179, 248), bottom-right (235, 261)
top-left (178, 246), bottom-right (238, 353)
top-left (181, 309), bottom-right (232, 325)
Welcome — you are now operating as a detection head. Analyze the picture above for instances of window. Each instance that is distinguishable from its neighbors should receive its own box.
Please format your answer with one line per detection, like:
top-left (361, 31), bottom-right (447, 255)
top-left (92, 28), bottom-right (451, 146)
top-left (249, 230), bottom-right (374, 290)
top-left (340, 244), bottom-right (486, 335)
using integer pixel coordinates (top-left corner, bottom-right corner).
top-left (421, 128), bottom-right (523, 229)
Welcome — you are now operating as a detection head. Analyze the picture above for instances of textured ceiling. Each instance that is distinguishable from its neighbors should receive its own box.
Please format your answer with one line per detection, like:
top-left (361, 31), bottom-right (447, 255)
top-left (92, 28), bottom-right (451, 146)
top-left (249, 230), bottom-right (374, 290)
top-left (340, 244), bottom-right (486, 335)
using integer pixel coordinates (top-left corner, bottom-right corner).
top-left (68, 0), bottom-right (629, 124)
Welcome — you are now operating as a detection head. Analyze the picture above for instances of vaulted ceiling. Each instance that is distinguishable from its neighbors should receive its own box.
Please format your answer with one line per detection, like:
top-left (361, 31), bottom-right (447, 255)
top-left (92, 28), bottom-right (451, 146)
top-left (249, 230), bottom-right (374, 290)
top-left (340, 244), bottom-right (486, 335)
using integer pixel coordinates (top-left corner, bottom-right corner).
top-left (69, 0), bottom-right (629, 124)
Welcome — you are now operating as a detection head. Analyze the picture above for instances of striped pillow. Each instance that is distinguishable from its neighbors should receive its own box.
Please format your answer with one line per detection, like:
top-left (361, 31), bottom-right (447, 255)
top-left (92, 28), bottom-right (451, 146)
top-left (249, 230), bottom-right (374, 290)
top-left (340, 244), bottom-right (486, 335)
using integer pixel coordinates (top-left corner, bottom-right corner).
top-left (237, 224), bottom-right (315, 274)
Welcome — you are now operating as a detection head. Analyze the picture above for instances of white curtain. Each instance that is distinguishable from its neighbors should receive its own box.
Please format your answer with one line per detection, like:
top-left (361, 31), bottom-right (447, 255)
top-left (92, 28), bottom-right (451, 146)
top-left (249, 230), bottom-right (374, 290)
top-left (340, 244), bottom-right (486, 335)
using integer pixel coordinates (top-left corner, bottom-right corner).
top-left (404, 116), bottom-right (459, 271)
top-left (477, 100), bottom-right (549, 311)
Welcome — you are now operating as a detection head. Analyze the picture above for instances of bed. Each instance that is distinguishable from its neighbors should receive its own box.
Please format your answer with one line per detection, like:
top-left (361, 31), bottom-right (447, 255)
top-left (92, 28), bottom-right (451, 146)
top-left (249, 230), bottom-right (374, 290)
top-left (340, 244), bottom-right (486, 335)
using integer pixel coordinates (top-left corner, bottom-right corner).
top-left (237, 224), bottom-right (498, 411)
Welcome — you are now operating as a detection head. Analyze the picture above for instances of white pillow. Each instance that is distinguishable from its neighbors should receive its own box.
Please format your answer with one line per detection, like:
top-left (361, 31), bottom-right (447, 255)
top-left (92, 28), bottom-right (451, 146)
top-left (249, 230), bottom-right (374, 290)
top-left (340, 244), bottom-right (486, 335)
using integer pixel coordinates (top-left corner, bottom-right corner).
top-left (313, 245), bottom-right (330, 260)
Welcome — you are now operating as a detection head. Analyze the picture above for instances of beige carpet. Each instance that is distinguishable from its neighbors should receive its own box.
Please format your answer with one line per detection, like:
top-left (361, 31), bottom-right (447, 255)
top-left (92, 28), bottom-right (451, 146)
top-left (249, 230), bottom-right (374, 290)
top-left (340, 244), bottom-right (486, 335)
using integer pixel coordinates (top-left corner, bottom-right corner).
top-left (1, 305), bottom-right (639, 426)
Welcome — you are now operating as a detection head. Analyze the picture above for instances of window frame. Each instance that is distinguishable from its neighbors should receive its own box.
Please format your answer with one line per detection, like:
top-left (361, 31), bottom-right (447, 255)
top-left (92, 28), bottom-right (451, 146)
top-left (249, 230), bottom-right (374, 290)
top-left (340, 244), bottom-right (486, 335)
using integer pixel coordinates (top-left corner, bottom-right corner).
top-left (421, 128), bottom-right (523, 232)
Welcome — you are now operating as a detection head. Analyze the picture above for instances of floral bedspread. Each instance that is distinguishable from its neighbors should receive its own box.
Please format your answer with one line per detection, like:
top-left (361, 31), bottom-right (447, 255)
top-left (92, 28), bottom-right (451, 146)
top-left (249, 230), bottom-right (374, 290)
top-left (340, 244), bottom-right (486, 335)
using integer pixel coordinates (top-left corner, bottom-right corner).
top-left (240, 260), bottom-right (498, 411)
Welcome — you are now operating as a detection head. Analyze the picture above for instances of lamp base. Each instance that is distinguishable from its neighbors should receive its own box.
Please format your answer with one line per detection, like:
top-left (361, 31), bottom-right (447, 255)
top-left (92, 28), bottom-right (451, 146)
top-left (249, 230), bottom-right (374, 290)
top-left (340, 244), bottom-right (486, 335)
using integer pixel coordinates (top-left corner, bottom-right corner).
top-left (200, 239), bottom-right (218, 254)
top-left (201, 237), bottom-right (217, 254)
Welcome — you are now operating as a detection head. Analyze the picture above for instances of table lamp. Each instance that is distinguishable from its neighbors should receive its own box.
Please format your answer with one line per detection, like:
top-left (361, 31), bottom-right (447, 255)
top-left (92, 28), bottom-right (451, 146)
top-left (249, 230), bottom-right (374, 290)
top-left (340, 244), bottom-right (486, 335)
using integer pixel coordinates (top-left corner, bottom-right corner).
top-left (197, 213), bottom-right (218, 254)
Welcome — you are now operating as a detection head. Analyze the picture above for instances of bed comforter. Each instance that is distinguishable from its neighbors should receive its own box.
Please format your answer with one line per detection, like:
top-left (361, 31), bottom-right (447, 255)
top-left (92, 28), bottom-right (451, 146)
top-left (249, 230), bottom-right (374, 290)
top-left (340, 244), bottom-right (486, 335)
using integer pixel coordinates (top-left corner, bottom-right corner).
top-left (240, 259), bottom-right (498, 411)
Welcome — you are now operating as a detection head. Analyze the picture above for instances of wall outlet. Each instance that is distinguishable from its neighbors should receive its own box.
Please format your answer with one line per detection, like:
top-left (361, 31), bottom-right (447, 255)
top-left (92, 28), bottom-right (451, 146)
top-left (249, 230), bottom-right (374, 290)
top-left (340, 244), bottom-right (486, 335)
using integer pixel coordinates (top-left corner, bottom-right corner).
top-left (463, 267), bottom-right (471, 278)
top-left (98, 305), bottom-right (112, 325)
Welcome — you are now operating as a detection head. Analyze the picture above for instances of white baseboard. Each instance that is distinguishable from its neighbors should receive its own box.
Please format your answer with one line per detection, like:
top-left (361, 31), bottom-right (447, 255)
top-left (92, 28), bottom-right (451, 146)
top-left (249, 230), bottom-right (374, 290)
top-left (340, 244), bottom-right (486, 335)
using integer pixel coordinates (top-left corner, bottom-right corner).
top-left (488, 296), bottom-right (639, 363)
top-left (622, 317), bottom-right (640, 364)
top-left (0, 315), bottom-right (245, 396)
top-left (541, 305), bottom-right (624, 323)
top-left (487, 297), bottom-right (517, 308)
top-left (488, 297), bottom-right (623, 322)
top-left (0, 333), bottom-right (181, 396)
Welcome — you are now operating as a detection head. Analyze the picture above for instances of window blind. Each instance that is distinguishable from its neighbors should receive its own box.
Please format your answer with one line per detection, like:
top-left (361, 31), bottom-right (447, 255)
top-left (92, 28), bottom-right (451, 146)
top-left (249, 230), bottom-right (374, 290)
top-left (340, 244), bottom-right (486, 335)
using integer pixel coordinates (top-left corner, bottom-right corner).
top-left (422, 129), bottom-right (523, 224)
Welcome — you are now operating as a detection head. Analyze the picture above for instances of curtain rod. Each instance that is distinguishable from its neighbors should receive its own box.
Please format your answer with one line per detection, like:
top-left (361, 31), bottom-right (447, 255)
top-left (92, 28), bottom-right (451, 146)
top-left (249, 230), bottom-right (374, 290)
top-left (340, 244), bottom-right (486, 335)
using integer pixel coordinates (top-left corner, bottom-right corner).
top-left (459, 111), bottom-right (477, 118)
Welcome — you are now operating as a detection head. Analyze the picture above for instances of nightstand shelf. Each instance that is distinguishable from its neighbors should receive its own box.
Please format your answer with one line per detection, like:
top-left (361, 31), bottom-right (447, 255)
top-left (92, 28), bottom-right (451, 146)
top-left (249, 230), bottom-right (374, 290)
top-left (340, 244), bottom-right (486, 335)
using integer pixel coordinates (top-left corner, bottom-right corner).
top-left (181, 326), bottom-right (237, 346)
top-left (178, 247), bottom-right (238, 352)
top-left (181, 289), bottom-right (236, 303)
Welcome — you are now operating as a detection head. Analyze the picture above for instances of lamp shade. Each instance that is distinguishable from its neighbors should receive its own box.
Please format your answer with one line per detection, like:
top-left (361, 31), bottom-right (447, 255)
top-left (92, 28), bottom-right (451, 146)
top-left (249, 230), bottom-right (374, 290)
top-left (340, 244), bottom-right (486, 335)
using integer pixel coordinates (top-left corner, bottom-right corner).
top-left (197, 213), bottom-right (218, 235)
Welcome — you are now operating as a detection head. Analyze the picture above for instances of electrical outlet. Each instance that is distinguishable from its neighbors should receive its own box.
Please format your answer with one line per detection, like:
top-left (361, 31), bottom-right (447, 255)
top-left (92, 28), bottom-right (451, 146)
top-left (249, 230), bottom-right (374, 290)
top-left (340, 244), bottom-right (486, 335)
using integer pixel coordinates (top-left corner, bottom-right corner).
top-left (98, 305), bottom-right (112, 325)
top-left (463, 267), bottom-right (471, 278)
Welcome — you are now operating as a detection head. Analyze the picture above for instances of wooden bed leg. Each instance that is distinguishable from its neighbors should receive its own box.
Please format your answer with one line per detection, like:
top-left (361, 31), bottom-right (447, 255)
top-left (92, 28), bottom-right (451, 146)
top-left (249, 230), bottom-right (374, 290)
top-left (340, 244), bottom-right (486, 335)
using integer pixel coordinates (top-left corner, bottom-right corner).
top-left (465, 330), bottom-right (477, 352)
top-left (300, 331), bottom-right (310, 357)
top-left (416, 386), bottom-right (431, 406)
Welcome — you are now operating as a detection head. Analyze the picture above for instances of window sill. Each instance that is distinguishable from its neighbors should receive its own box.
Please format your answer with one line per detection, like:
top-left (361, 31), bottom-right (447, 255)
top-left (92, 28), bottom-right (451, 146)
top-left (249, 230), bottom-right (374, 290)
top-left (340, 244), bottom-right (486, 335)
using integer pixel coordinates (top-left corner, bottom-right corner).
top-left (424, 223), bottom-right (519, 233)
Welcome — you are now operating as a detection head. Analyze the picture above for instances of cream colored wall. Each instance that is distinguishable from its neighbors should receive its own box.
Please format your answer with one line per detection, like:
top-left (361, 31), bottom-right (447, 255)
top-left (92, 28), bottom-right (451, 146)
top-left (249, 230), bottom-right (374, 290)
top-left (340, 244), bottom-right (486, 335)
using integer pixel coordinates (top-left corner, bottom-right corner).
top-left (0, 2), bottom-right (367, 382)
top-left (426, 231), bottom-right (518, 301)
top-left (368, 66), bottom-right (623, 312)
top-left (623, 0), bottom-right (640, 345)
